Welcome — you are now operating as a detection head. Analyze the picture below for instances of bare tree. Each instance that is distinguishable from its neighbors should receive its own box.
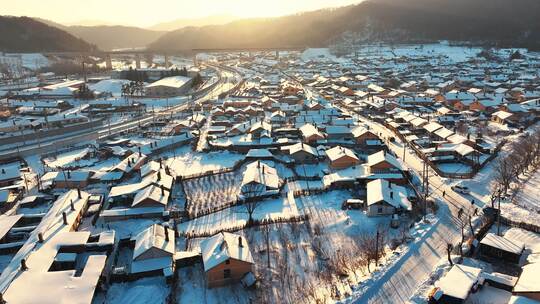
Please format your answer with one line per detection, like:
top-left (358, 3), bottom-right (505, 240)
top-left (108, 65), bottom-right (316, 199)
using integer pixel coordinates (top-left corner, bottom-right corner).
top-left (239, 182), bottom-right (265, 226)
top-left (494, 157), bottom-right (514, 194)
top-left (446, 243), bottom-right (454, 266)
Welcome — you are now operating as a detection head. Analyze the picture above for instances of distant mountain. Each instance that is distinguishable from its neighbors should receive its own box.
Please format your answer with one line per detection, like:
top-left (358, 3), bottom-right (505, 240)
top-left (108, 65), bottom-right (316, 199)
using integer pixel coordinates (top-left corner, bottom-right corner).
top-left (65, 19), bottom-right (117, 27)
top-left (148, 14), bottom-right (239, 32)
top-left (0, 16), bottom-right (95, 52)
top-left (64, 26), bottom-right (165, 51)
top-left (36, 18), bottom-right (164, 51)
top-left (149, 0), bottom-right (540, 51)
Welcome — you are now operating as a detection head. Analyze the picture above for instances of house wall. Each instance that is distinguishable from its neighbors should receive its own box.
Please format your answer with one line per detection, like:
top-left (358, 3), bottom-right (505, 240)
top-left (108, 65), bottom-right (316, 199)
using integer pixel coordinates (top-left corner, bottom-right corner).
top-left (512, 292), bottom-right (540, 302)
top-left (355, 132), bottom-right (379, 145)
top-left (369, 161), bottom-right (397, 174)
top-left (291, 151), bottom-right (317, 164)
top-left (478, 243), bottom-right (521, 264)
top-left (55, 180), bottom-right (89, 189)
top-left (134, 198), bottom-right (166, 208)
top-left (367, 202), bottom-right (395, 217)
top-left (329, 156), bottom-right (359, 169)
top-left (135, 247), bottom-right (171, 261)
top-left (206, 259), bottom-right (253, 288)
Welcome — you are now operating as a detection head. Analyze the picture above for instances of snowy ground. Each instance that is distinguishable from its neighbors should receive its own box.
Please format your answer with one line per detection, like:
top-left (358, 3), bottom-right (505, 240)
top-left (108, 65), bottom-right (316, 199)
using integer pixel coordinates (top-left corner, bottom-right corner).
top-left (92, 277), bottom-right (169, 304)
top-left (500, 168), bottom-right (540, 226)
top-left (162, 146), bottom-right (244, 178)
top-left (177, 264), bottom-right (252, 304)
top-left (179, 195), bottom-right (300, 236)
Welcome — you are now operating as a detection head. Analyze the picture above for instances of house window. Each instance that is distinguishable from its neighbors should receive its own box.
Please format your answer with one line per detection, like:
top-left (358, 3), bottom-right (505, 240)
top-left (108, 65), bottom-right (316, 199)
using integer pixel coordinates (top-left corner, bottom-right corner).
top-left (378, 207), bottom-right (383, 214)
top-left (224, 269), bottom-right (231, 279)
top-left (225, 259), bottom-right (230, 265)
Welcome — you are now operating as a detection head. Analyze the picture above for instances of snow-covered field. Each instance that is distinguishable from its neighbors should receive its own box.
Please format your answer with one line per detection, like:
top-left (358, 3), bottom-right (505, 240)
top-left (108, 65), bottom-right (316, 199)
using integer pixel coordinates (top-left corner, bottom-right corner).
top-left (164, 147), bottom-right (244, 178)
top-left (501, 168), bottom-right (540, 226)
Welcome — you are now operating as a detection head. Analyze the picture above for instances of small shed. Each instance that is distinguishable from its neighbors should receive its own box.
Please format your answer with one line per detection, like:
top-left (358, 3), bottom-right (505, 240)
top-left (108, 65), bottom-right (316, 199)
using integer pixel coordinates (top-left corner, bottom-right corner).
top-left (479, 233), bottom-right (524, 264)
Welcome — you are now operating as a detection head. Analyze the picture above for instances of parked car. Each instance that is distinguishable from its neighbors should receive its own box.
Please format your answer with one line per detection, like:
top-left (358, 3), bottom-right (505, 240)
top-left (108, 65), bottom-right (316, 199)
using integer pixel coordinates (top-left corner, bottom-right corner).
top-left (451, 184), bottom-right (470, 194)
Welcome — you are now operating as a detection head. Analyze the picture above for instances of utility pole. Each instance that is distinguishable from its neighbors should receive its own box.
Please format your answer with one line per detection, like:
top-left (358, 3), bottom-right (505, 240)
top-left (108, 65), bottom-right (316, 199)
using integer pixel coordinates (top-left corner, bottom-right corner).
top-left (422, 158), bottom-right (429, 220)
top-left (497, 189), bottom-right (501, 236)
top-left (375, 229), bottom-right (380, 265)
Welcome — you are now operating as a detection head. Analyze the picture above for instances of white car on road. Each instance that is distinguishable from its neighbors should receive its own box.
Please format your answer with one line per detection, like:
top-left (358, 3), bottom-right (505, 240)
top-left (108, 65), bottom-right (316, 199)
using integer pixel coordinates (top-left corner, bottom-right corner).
top-left (451, 184), bottom-right (470, 195)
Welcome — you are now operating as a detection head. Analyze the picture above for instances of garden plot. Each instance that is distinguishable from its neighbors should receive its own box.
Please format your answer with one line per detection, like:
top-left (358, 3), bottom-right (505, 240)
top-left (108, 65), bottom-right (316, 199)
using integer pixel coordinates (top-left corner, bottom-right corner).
top-left (43, 147), bottom-right (96, 168)
top-left (436, 162), bottom-right (473, 174)
top-left (500, 168), bottom-right (540, 226)
top-left (179, 196), bottom-right (300, 236)
top-left (182, 171), bottom-right (243, 218)
top-left (92, 277), bottom-right (169, 304)
top-left (176, 264), bottom-right (252, 304)
top-left (163, 147), bottom-right (244, 178)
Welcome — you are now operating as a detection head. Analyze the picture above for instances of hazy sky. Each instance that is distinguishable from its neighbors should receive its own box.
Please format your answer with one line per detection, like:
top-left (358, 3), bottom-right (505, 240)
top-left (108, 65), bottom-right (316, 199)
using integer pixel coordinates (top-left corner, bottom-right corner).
top-left (2, 0), bottom-right (362, 27)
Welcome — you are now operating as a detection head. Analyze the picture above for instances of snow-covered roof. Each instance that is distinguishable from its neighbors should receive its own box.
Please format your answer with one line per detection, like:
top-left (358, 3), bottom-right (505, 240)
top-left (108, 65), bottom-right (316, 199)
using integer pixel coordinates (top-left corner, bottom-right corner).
top-left (109, 180), bottom-right (152, 197)
top-left (146, 76), bottom-right (191, 89)
top-left (113, 153), bottom-right (147, 174)
top-left (0, 164), bottom-right (20, 182)
top-left (434, 127), bottom-right (454, 139)
top-left (299, 123), bottom-right (325, 139)
top-left (436, 264), bottom-right (482, 300)
top-left (0, 215), bottom-right (23, 241)
top-left (140, 160), bottom-right (161, 178)
top-left (132, 184), bottom-right (169, 208)
top-left (132, 224), bottom-right (174, 261)
top-left (367, 150), bottom-right (402, 170)
top-left (514, 262), bottom-right (540, 293)
top-left (492, 110), bottom-right (513, 120)
top-left (241, 161), bottom-right (280, 193)
top-left (325, 146), bottom-right (358, 162)
top-left (367, 179), bottom-right (411, 210)
top-left (480, 233), bottom-right (524, 255)
top-left (200, 232), bottom-right (254, 272)
top-left (287, 142), bottom-right (318, 157)
top-left (351, 126), bottom-right (376, 138)
top-left (423, 122), bottom-right (443, 133)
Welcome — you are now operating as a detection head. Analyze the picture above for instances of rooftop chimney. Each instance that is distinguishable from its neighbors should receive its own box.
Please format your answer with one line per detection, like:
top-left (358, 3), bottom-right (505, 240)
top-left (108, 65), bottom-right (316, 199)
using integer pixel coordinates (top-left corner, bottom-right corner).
top-left (238, 236), bottom-right (243, 248)
top-left (20, 259), bottom-right (28, 271)
top-left (62, 212), bottom-right (68, 225)
top-left (70, 200), bottom-right (75, 211)
top-left (77, 188), bottom-right (81, 199)
top-left (157, 171), bottom-right (162, 181)
top-left (390, 191), bottom-right (394, 199)
top-left (38, 232), bottom-right (44, 243)
top-left (164, 226), bottom-right (169, 242)
top-left (1, 169), bottom-right (4, 174)
top-left (161, 185), bottom-right (165, 196)
top-left (67, 171), bottom-right (71, 179)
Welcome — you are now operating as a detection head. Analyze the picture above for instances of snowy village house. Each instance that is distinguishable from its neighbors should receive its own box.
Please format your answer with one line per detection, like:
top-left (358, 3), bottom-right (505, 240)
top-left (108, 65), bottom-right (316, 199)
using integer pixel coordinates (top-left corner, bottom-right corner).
top-left (282, 142), bottom-right (319, 164)
top-left (299, 123), bottom-right (326, 143)
top-left (200, 232), bottom-right (254, 288)
top-left (352, 126), bottom-right (381, 147)
top-left (367, 151), bottom-right (403, 177)
top-left (513, 262), bottom-right (540, 301)
top-left (478, 233), bottom-right (524, 264)
top-left (430, 264), bottom-right (482, 304)
top-left (325, 146), bottom-right (360, 170)
top-left (239, 161), bottom-right (280, 199)
top-left (54, 170), bottom-right (91, 189)
top-left (366, 179), bottom-right (412, 217)
top-left (130, 224), bottom-right (175, 278)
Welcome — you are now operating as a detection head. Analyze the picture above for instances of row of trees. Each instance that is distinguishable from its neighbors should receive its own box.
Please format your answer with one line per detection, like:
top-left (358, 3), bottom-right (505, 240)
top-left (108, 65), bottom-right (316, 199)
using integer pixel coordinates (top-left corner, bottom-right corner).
top-left (120, 67), bottom-right (190, 82)
top-left (493, 127), bottom-right (540, 200)
top-left (121, 81), bottom-right (145, 96)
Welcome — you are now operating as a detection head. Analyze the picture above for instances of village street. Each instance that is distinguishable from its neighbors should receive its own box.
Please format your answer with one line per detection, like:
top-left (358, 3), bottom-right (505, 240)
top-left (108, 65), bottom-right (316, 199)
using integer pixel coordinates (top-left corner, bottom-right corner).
top-left (347, 114), bottom-right (493, 303)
